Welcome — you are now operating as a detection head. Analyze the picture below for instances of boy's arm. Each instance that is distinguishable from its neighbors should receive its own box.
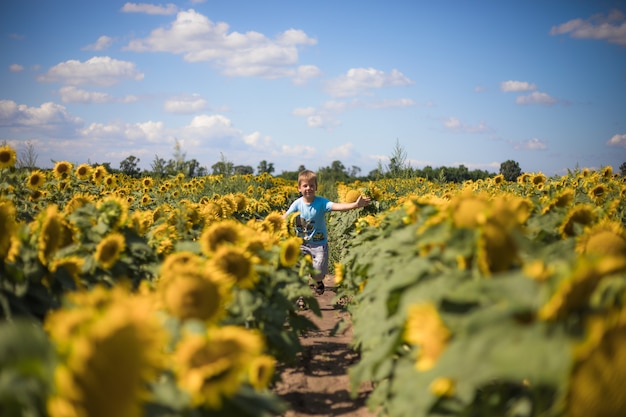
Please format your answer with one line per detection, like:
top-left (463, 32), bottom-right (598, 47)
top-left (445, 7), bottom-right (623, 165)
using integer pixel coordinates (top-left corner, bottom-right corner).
top-left (331, 195), bottom-right (371, 212)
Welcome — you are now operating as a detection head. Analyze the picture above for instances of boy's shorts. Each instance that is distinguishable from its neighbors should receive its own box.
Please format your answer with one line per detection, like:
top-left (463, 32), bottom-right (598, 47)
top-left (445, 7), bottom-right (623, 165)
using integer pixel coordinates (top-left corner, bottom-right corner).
top-left (300, 243), bottom-right (328, 282)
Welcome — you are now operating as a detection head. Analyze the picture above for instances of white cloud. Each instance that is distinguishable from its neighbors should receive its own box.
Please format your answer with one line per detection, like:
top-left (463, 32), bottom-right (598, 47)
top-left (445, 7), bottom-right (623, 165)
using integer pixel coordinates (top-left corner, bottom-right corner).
top-left (550, 9), bottom-right (626, 46)
top-left (37, 56), bottom-right (144, 86)
top-left (124, 9), bottom-right (317, 80)
top-left (59, 86), bottom-right (113, 103)
top-left (327, 142), bottom-right (355, 159)
top-left (163, 94), bottom-right (208, 114)
top-left (511, 137), bottom-right (548, 150)
top-left (607, 133), bottom-right (626, 148)
top-left (515, 91), bottom-right (558, 105)
top-left (292, 107), bottom-right (316, 117)
top-left (444, 116), bottom-right (491, 133)
top-left (82, 35), bottom-right (114, 51)
top-left (500, 80), bottom-right (537, 92)
top-left (9, 64), bottom-right (24, 72)
top-left (0, 100), bottom-right (83, 130)
top-left (243, 131), bottom-right (272, 148)
top-left (324, 68), bottom-right (414, 97)
top-left (121, 2), bottom-right (178, 15)
top-left (292, 65), bottom-right (322, 85)
top-left (474, 85), bottom-right (487, 93)
top-left (280, 144), bottom-right (316, 156)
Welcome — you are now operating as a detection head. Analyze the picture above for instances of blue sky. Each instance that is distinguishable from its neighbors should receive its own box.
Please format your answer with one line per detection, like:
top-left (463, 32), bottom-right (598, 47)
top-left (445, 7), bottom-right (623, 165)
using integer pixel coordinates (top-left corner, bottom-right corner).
top-left (1, 0), bottom-right (625, 176)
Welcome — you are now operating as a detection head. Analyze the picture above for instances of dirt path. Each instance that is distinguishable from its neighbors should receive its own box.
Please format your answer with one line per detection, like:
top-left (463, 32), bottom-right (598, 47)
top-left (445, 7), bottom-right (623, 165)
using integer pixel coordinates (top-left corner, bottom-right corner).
top-left (272, 276), bottom-right (377, 417)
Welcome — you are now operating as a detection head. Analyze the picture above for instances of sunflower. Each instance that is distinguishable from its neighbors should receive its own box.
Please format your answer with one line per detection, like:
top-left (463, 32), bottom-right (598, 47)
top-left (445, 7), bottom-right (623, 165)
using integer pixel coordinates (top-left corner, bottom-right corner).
top-left (199, 220), bottom-right (242, 255)
top-left (233, 193), bottom-right (248, 212)
top-left (576, 221), bottom-right (626, 257)
top-left (403, 302), bottom-right (451, 371)
top-left (601, 165), bottom-right (613, 178)
top-left (95, 233), bottom-right (126, 269)
top-left (531, 173), bottom-right (547, 185)
top-left (140, 194), bottom-right (152, 206)
top-left (103, 175), bottom-right (117, 188)
top-left (280, 237), bottom-right (302, 268)
top-left (492, 174), bottom-right (505, 185)
top-left (202, 202), bottom-right (223, 218)
top-left (248, 355), bottom-right (276, 390)
top-left (429, 377), bottom-right (455, 397)
top-left (158, 261), bottom-right (229, 322)
top-left (334, 262), bottom-right (345, 286)
top-left (476, 220), bottom-right (520, 276)
top-left (141, 177), bottom-right (154, 188)
top-left (172, 325), bottom-right (265, 408)
top-left (26, 170), bottom-right (46, 189)
top-left (45, 286), bottom-right (166, 417)
top-left (37, 205), bottom-right (67, 266)
top-left (74, 163), bottom-right (92, 180)
top-left (344, 189), bottom-right (361, 203)
top-left (588, 183), bottom-right (607, 202)
top-left (541, 189), bottom-right (574, 214)
top-left (220, 195), bottom-right (237, 217)
top-left (64, 193), bottom-right (94, 215)
top-left (566, 310), bottom-right (626, 417)
top-left (0, 144), bottom-right (17, 168)
top-left (209, 246), bottom-right (258, 289)
top-left (50, 256), bottom-right (85, 289)
top-left (262, 212), bottom-right (285, 235)
top-left (538, 258), bottom-right (604, 321)
top-left (0, 200), bottom-right (17, 259)
top-left (52, 161), bottom-right (73, 179)
top-left (450, 192), bottom-right (489, 229)
top-left (130, 211), bottom-right (153, 236)
top-left (97, 196), bottom-right (129, 230)
top-left (559, 204), bottom-right (597, 238)
top-left (91, 165), bottom-right (108, 184)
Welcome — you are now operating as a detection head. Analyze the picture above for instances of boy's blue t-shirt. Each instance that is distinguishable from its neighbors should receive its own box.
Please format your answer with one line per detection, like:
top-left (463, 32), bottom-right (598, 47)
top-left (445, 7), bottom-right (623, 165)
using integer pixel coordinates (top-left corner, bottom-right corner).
top-left (285, 196), bottom-right (333, 245)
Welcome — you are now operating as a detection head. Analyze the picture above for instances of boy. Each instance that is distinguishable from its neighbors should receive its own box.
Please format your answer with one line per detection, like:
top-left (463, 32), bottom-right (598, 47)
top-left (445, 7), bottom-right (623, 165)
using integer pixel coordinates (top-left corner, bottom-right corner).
top-left (283, 170), bottom-right (371, 295)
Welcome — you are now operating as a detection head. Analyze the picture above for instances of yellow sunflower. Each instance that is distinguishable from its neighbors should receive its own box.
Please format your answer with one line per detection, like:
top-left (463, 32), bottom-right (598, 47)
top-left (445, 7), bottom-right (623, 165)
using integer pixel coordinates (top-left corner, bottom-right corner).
top-left (0, 144), bottom-right (17, 168)
top-left (334, 262), bottom-right (345, 286)
top-left (538, 258), bottom-right (605, 321)
top-left (477, 220), bottom-right (520, 276)
top-left (559, 204), bottom-right (597, 238)
top-left (74, 163), bottom-right (92, 180)
top-left (279, 237), bottom-right (302, 268)
top-left (26, 170), bottom-right (46, 190)
top-left (50, 256), bottom-right (85, 289)
top-left (209, 246), bottom-right (258, 289)
top-left (233, 193), bottom-right (248, 212)
top-left (403, 302), bottom-right (451, 371)
top-left (262, 212), bottom-right (285, 235)
top-left (158, 260), bottom-right (229, 322)
top-left (576, 221), bottom-right (626, 257)
top-left (172, 325), bottom-right (265, 408)
top-left (587, 183), bottom-right (607, 202)
top-left (566, 310), bottom-right (626, 417)
top-left (429, 377), bottom-right (456, 397)
top-left (36, 205), bottom-right (66, 266)
top-left (91, 165), bottom-right (108, 184)
top-left (450, 192), bottom-right (489, 229)
top-left (199, 220), bottom-right (242, 255)
top-left (0, 200), bottom-right (17, 259)
top-left (97, 196), bottom-right (129, 230)
top-left (52, 161), bottom-right (73, 179)
top-left (45, 286), bottom-right (166, 417)
top-left (95, 233), bottom-right (126, 269)
top-left (64, 193), bottom-right (94, 215)
top-left (248, 355), bottom-right (276, 390)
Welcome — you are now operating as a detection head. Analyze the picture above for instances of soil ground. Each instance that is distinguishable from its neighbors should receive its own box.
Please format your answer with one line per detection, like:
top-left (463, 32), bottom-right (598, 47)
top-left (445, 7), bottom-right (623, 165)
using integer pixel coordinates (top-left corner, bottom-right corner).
top-left (272, 275), bottom-right (378, 417)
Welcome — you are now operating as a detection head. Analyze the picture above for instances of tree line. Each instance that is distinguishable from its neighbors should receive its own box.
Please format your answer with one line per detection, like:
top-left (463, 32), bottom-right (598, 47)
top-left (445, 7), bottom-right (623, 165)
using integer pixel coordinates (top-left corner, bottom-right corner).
top-left (6, 139), bottom-right (625, 183)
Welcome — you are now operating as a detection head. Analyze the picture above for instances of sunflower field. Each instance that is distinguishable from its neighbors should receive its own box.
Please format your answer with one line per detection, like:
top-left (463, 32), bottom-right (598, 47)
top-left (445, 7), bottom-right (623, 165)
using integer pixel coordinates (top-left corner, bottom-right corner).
top-left (1, 140), bottom-right (626, 417)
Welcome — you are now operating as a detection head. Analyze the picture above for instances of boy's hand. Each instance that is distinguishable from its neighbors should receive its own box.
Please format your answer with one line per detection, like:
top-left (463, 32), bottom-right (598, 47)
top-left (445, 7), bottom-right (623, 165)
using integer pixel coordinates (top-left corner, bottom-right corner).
top-left (356, 195), bottom-right (372, 208)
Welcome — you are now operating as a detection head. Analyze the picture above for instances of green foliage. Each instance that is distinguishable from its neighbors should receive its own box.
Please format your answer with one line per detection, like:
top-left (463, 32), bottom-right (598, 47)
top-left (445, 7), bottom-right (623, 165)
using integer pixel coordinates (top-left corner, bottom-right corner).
top-left (500, 159), bottom-right (522, 181)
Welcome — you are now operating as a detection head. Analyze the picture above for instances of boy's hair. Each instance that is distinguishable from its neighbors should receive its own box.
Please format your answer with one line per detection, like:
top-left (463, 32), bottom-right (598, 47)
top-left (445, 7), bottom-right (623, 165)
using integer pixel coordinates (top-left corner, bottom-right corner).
top-left (297, 170), bottom-right (317, 187)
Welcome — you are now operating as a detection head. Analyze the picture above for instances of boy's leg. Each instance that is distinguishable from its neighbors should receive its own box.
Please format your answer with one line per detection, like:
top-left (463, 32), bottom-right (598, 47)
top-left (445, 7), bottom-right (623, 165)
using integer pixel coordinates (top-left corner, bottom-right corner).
top-left (301, 244), bottom-right (328, 295)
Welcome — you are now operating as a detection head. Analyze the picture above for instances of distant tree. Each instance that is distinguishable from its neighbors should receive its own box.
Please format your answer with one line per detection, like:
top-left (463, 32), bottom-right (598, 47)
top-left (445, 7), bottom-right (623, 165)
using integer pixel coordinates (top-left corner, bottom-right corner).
top-left (500, 160), bottom-right (522, 181)
top-left (119, 155), bottom-right (142, 177)
top-left (318, 160), bottom-right (349, 183)
top-left (150, 155), bottom-right (167, 178)
top-left (620, 162), bottom-right (626, 176)
top-left (234, 165), bottom-right (254, 175)
top-left (17, 140), bottom-right (38, 169)
top-left (257, 160), bottom-right (275, 175)
top-left (211, 153), bottom-right (234, 176)
top-left (386, 139), bottom-right (409, 178)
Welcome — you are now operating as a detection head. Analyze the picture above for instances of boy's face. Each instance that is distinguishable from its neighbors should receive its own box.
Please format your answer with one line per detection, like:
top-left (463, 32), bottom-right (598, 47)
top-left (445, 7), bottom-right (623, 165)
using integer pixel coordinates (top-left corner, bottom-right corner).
top-left (298, 179), bottom-right (317, 200)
